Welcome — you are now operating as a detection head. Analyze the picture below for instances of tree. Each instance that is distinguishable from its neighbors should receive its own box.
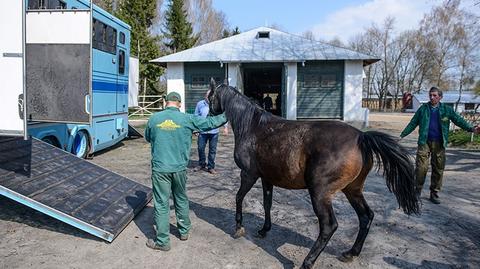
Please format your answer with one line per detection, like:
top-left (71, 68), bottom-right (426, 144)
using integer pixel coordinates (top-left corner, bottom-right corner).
top-left (115, 0), bottom-right (163, 95)
top-left (417, 0), bottom-right (465, 90)
top-left (163, 0), bottom-right (198, 53)
top-left (184, 0), bottom-right (229, 45)
top-left (93, 0), bottom-right (113, 12)
top-left (474, 81), bottom-right (480, 95)
top-left (222, 26), bottom-right (241, 38)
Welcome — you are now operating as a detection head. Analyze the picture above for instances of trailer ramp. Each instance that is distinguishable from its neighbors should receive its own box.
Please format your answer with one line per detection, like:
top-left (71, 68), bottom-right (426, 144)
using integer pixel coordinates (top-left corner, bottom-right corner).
top-left (128, 123), bottom-right (144, 138)
top-left (0, 136), bottom-right (152, 242)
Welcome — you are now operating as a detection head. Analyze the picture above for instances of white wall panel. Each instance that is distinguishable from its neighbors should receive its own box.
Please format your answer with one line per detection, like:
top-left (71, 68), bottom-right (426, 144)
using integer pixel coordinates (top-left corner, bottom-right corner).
top-left (128, 57), bottom-right (139, 107)
top-left (27, 10), bottom-right (90, 44)
top-left (344, 61), bottom-right (366, 123)
top-left (285, 63), bottom-right (297, 120)
top-left (167, 63), bottom-right (185, 112)
top-left (0, 1), bottom-right (24, 136)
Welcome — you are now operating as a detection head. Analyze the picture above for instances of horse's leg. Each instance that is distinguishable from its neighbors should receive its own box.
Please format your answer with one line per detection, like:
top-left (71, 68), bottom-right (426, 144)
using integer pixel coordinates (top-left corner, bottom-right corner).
top-left (257, 179), bottom-right (273, 238)
top-left (340, 187), bottom-right (374, 262)
top-left (338, 159), bottom-right (374, 262)
top-left (234, 170), bottom-right (258, 238)
top-left (301, 191), bottom-right (338, 269)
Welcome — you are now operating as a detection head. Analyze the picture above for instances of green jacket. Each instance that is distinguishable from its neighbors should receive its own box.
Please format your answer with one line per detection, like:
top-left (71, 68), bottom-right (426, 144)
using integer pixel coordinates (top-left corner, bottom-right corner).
top-left (145, 107), bottom-right (227, 173)
top-left (400, 102), bottom-right (474, 147)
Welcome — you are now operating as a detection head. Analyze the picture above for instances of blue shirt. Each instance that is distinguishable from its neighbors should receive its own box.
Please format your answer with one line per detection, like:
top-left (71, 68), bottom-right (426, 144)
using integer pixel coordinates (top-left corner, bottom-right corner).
top-left (428, 106), bottom-right (442, 142)
top-left (195, 99), bottom-right (219, 134)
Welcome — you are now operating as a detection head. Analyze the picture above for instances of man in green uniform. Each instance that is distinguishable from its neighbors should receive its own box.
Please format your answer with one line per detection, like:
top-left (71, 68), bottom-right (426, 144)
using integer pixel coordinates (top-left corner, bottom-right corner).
top-left (144, 91), bottom-right (227, 251)
top-left (400, 87), bottom-right (479, 204)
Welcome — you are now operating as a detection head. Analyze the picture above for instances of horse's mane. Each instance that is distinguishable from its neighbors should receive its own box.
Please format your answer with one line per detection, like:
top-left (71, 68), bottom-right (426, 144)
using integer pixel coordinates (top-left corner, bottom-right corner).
top-left (217, 84), bottom-right (277, 139)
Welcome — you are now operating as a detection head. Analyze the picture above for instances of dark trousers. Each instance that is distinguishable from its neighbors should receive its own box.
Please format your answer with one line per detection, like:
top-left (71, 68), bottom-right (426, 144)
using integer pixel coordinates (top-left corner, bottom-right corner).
top-left (197, 133), bottom-right (219, 169)
top-left (415, 141), bottom-right (445, 193)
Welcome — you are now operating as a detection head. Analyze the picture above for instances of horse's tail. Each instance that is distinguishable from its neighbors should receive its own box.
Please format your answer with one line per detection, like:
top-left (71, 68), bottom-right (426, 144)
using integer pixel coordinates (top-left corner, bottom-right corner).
top-left (358, 130), bottom-right (420, 215)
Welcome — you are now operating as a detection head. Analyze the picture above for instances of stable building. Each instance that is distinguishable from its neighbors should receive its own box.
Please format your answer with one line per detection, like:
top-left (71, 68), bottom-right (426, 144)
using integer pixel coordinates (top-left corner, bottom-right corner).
top-left (151, 27), bottom-right (379, 124)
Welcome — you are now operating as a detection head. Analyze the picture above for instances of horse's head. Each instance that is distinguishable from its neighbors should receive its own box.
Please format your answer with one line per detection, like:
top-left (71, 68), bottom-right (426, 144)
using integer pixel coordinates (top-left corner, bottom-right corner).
top-left (207, 78), bottom-right (224, 116)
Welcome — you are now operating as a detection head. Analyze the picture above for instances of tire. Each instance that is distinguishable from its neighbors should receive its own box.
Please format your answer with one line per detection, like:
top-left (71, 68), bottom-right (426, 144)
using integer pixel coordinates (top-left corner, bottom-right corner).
top-left (72, 131), bottom-right (90, 159)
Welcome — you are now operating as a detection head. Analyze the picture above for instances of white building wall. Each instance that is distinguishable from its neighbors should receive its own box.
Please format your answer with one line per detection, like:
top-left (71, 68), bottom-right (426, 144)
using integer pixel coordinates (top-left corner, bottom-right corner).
top-left (285, 62), bottom-right (297, 120)
top-left (344, 61), bottom-right (367, 124)
top-left (166, 62), bottom-right (185, 112)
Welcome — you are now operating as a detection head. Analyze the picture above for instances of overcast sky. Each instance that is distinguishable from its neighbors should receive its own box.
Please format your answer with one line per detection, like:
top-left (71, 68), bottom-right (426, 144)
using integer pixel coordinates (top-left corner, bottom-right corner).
top-left (212, 0), bottom-right (480, 42)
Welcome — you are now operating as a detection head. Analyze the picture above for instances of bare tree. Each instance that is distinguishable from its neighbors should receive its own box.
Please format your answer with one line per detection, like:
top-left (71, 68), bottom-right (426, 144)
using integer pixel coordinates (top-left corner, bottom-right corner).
top-left (184, 0), bottom-right (229, 45)
top-left (302, 30), bottom-right (315, 41)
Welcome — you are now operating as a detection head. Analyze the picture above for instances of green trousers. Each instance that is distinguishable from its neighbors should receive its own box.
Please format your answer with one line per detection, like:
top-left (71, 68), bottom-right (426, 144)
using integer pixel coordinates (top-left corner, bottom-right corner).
top-left (415, 141), bottom-right (446, 193)
top-left (151, 170), bottom-right (191, 246)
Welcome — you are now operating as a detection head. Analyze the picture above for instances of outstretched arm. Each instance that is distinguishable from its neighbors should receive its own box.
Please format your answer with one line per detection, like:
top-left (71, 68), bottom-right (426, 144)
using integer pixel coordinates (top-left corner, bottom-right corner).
top-left (400, 110), bottom-right (421, 138)
top-left (449, 111), bottom-right (475, 132)
top-left (188, 113), bottom-right (228, 132)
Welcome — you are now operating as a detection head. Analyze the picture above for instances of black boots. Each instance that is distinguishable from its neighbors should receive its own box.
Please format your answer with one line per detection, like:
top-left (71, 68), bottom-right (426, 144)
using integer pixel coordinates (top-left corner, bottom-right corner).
top-left (430, 192), bottom-right (440, 204)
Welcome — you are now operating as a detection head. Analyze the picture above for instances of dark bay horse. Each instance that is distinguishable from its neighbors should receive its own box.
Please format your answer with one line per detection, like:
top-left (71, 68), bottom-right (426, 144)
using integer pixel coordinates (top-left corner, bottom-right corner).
top-left (207, 80), bottom-right (420, 269)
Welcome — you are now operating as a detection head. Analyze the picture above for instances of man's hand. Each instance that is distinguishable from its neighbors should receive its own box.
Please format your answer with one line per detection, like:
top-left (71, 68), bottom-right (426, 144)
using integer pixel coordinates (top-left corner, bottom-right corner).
top-left (474, 125), bottom-right (480, 135)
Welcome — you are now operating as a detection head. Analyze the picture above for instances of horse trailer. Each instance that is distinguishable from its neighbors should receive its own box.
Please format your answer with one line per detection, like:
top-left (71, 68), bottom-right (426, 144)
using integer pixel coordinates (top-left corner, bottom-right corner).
top-left (0, 0), bottom-right (151, 242)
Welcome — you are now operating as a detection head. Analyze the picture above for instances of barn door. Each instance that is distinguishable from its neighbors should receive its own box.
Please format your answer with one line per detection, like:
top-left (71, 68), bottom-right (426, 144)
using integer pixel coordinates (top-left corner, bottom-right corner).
top-left (25, 9), bottom-right (92, 124)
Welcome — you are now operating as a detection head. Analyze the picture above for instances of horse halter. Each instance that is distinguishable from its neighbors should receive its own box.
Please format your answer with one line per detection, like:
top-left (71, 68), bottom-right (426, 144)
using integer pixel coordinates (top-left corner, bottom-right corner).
top-left (208, 85), bottom-right (224, 116)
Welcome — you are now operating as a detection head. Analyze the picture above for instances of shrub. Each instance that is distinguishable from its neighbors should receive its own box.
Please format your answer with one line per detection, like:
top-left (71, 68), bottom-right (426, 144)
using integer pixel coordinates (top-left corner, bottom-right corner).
top-left (448, 130), bottom-right (480, 147)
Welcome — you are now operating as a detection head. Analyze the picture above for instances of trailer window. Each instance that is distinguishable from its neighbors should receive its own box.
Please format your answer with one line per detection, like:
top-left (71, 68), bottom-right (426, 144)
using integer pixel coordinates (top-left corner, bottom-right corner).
top-left (119, 32), bottom-right (126, 44)
top-left (119, 50), bottom-right (125, 75)
top-left (92, 19), bottom-right (117, 55)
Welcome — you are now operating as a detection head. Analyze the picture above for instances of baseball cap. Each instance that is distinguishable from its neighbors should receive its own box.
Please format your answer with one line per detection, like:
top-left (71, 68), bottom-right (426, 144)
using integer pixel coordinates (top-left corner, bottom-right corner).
top-left (166, 92), bottom-right (181, 102)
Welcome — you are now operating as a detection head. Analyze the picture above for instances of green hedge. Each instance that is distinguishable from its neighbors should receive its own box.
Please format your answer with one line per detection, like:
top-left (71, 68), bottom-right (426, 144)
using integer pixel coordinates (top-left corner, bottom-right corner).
top-left (448, 130), bottom-right (480, 147)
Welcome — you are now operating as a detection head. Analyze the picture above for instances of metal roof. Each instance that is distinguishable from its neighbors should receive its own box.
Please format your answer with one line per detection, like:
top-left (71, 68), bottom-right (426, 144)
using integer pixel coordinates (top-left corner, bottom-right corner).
top-left (414, 92), bottom-right (480, 103)
top-left (151, 27), bottom-right (379, 66)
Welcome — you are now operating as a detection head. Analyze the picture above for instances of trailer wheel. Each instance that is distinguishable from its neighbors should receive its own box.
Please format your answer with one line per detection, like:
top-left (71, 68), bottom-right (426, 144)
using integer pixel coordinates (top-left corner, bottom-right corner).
top-left (72, 131), bottom-right (90, 159)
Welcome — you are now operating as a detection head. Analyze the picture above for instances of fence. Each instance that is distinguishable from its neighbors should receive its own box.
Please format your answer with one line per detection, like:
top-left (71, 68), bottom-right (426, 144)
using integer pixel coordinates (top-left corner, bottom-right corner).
top-left (362, 98), bottom-right (403, 112)
top-left (128, 95), bottom-right (164, 118)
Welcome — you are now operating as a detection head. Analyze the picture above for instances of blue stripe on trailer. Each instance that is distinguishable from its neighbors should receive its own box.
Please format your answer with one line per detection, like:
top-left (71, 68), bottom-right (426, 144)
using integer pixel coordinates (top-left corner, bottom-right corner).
top-left (93, 81), bottom-right (128, 93)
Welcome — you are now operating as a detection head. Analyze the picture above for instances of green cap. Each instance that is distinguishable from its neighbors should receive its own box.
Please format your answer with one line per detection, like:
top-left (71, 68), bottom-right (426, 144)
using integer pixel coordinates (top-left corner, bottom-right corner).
top-left (166, 91), bottom-right (181, 102)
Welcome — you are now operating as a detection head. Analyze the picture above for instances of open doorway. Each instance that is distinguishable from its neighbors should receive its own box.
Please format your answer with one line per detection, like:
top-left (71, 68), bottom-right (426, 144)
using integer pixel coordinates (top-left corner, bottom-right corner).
top-left (242, 64), bottom-right (283, 116)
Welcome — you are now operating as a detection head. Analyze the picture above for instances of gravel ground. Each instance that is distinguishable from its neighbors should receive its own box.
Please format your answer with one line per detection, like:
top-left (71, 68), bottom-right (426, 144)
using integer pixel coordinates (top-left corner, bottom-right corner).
top-left (1, 112), bottom-right (479, 269)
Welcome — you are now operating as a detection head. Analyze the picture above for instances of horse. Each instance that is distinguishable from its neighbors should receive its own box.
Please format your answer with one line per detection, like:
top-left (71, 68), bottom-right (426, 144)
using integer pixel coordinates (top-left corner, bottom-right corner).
top-left (207, 79), bottom-right (420, 269)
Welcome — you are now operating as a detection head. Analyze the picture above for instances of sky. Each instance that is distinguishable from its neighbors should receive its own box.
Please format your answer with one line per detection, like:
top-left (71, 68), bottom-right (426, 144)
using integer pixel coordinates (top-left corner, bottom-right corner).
top-left (212, 0), bottom-right (480, 42)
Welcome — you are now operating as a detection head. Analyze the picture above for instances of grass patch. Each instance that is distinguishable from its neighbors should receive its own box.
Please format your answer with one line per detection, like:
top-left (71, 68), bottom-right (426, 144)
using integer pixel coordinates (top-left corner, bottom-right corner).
top-left (448, 130), bottom-right (480, 148)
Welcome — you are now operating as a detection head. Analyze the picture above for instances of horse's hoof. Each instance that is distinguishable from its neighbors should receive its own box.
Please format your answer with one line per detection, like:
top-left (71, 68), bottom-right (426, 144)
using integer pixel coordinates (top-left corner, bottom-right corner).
top-left (338, 251), bottom-right (356, 263)
top-left (233, 227), bottom-right (245, 238)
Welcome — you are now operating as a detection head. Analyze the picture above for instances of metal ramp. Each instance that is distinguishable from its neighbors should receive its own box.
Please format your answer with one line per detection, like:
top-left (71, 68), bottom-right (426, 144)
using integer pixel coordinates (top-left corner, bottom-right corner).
top-left (128, 123), bottom-right (144, 138)
top-left (0, 136), bottom-right (152, 242)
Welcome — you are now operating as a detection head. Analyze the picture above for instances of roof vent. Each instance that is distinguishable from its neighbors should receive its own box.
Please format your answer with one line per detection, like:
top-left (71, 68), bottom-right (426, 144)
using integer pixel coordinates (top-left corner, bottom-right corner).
top-left (258, 31), bottom-right (270, 39)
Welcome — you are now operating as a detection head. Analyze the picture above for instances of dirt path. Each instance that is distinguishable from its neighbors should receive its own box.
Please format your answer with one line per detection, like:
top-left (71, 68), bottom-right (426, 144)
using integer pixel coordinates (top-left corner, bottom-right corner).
top-left (1, 113), bottom-right (479, 269)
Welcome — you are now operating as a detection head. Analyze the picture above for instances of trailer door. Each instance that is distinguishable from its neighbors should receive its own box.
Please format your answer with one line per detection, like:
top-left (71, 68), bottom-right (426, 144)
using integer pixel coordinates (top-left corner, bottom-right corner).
top-left (0, 1), bottom-right (25, 137)
top-left (25, 9), bottom-right (92, 124)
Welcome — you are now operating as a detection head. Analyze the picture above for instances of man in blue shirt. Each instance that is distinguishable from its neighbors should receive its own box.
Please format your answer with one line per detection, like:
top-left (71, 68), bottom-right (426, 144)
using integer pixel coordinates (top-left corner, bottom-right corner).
top-left (193, 90), bottom-right (228, 174)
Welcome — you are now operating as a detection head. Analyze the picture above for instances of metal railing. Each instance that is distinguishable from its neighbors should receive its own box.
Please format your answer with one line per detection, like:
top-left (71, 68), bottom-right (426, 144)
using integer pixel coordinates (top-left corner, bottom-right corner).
top-left (128, 95), bottom-right (164, 118)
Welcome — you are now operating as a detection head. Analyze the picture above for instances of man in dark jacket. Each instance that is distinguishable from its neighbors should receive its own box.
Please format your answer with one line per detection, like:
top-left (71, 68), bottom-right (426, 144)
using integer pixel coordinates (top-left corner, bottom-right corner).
top-left (144, 91), bottom-right (227, 251)
top-left (400, 87), bottom-right (479, 204)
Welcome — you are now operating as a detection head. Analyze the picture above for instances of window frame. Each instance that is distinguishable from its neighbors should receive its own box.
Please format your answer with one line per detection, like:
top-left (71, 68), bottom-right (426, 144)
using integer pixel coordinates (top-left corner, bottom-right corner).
top-left (92, 19), bottom-right (117, 55)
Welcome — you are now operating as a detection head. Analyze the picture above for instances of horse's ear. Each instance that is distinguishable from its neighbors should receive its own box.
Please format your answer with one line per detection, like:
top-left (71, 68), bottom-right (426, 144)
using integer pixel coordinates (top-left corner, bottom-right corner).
top-left (209, 77), bottom-right (216, 92)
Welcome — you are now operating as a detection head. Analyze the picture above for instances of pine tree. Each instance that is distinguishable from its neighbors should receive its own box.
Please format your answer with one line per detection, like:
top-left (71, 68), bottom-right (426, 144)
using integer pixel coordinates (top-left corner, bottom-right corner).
top-left (115, 0), bottom-right (163, 94)
top-left (163, 0), bottom-right (198, 53)
top-left (93, 0), bottom-right (113, 13)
